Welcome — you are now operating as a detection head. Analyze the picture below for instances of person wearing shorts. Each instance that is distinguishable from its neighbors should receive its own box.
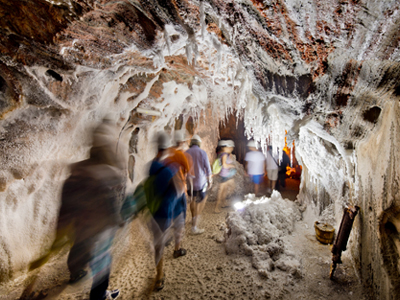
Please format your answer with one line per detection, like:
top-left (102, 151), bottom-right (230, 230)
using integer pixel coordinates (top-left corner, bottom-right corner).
top-left (245, 141), bottom-right (266, 196)
top-left (215, 140), bottom-right (236, 213)
top-left (185, 135), bottom-right (212, 235)
top-left (266, 146), bottom-right (279, 192)
top-left (165, 130), bottom-right (191, 259)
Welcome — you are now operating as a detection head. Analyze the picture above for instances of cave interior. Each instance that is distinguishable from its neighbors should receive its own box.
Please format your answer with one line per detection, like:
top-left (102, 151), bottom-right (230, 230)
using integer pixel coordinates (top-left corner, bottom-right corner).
top-left (0, 0), bottom-right (400, 299)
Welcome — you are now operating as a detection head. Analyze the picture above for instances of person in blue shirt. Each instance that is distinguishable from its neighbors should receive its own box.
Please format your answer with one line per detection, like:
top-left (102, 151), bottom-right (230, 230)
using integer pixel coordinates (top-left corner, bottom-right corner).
top-left (147, 131), bottom-right (178, 291)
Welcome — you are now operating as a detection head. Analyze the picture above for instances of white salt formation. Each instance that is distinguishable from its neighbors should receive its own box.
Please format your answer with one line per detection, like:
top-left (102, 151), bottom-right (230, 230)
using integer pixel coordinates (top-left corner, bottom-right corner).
top-left (225, 191), bottom-right (303, 279)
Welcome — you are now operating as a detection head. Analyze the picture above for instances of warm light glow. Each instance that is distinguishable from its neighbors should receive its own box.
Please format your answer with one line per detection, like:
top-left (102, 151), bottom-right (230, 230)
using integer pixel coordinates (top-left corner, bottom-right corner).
top-left (283, 130), bottom-right (291, 155)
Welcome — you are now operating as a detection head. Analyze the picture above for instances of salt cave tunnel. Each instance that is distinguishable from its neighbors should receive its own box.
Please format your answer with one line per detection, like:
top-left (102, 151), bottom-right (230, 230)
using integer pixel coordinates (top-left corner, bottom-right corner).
top-left (0, 0), bottom-right (400, 299)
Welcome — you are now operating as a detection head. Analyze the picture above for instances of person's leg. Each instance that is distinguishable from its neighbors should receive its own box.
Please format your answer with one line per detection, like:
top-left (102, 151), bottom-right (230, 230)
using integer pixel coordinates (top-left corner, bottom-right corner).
top-left (156, 256), bottom-right (164, 281)
top-left (221, 179), bottom-right (234, 207)
top-left (271, 180), bottom-right (277, 190)
top-left (90, 273), bottom-right (109, 300)
top-left (215, 181), bottom-right (227, 213)
top-left (154, 256), bottom-right (165, 291)
top-left (192, 203), bottom-right (199, 228)
top-left (192, 193), bottom-right (207, 234)
top-left (279, 171), bottom-right (286, 188)
top-left (254, 183), bottom-right (259, 195)
top-left (271, 169), bottom-right (278, 191)
top-left (190, 199), bottom-right (196, 221)
top-left (173, 213), bottom-right (186, 257)
top-left (153, 229), bottom-right (166, 290)
top-left (266, 170), bottom-right (274, 193)
top-left (190, 194), bottom-right (199, 227)
top-left (198, 194), bottom-right (208, 216)
top-left (89, 229), bottom-right (119, 300)
top-left (67, 238), bottom-right (90, 283)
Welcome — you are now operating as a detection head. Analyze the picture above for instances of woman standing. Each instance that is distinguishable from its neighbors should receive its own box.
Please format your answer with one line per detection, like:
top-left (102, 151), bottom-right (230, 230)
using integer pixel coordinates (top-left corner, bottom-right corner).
top-left (215, 140), bottom-right (236, 213)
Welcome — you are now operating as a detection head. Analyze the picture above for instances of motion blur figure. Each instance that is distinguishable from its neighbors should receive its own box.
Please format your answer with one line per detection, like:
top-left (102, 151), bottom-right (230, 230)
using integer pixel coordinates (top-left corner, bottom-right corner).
top-left (164, 130), bottom-right (191, 258)
top-left (215, 140), bottom-right (236, 213)
top-left (146, 131), bottom-right (179, 291)
top-left (244, 141), bottom-right (265, 196)
top-left (56, 119), bottom-right (125, 300)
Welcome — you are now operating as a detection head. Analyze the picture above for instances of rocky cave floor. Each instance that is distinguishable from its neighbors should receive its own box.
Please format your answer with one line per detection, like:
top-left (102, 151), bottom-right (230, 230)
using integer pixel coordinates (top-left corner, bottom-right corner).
top-left (1, 179), bottom-right (368, 300)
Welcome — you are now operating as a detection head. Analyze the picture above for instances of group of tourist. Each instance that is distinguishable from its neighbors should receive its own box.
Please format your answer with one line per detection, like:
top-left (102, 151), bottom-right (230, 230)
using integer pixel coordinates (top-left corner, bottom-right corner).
top-left (139, 131), bottom-right (291, 294)
top-left (245, 142), bottom-right (290, 196)
top-left (146, 130), bottom-right (213, 292)
top-left (52, 123), bottom-right (290, 299)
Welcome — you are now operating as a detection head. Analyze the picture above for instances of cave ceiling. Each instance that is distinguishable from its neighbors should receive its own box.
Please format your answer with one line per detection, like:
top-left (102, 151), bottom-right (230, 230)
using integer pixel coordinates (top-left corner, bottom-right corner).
top-left (0, 0), bottom-right (400, 145)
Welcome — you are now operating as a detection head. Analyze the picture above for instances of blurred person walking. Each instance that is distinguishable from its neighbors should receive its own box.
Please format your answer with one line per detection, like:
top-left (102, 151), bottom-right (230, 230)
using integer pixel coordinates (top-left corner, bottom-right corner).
top-left (215, 140), bottom-right (236, 213)
top-left (163, 130), bottom-right (191, 258)
top-left (185, 134), bottom-right (212, 234)
top-left (244, 141), bottom-right (265, 196)
top-left (266, 145), bottom-right (279, 193)
top-left (146, 131), bottom-right (179, 291)
top-left (56, 120), bottom-right (126, 300)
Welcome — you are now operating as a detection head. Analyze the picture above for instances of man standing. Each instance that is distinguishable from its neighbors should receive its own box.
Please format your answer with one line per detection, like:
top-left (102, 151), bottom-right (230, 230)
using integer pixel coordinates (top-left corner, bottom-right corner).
top-left (277, 150), bottom-right (290, 191)
top-left (244, 141), bottom-right (265, 196)
top-left (266, 145), bottom-right (279, 193)
top-left (185, 134), bottom-right (212, 235)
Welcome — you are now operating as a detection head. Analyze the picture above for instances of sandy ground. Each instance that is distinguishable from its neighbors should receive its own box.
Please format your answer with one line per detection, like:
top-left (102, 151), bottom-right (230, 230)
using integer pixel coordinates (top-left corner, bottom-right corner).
top-left (0, 179), bottom-right (369, 300)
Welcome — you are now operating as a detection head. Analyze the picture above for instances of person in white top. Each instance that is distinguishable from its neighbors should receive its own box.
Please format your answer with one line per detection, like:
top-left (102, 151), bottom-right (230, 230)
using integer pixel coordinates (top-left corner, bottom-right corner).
top-left (244, 141), bottom-right (266, 196)
top-left (265, 145), bottom-right (279, 192)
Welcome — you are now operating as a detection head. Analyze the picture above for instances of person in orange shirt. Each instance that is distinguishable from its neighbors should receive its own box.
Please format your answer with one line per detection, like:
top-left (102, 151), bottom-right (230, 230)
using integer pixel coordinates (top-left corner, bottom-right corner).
top-left (163, 130), bottom-right (191, 258)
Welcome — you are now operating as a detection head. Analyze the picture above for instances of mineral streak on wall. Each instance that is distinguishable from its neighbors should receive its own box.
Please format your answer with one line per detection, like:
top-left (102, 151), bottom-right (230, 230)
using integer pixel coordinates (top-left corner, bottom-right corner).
top-left (0, 0), bottom-right (400, 298)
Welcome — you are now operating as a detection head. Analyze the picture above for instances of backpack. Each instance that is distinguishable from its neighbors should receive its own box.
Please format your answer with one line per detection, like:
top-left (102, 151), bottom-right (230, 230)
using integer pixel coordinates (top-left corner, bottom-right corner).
top-left (212, 157), bottom-right (222, 175)
top-left (120, 166), bottom-right (167, 220)
top-left (143, 172), bottom-right (164, 215)
top-left (120, 182), bottom-right (147, 221)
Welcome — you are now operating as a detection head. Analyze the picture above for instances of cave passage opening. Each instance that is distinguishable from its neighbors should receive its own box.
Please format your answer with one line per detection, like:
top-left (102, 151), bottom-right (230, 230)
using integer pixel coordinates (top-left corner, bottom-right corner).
top-left (218, 111), bottom-right (301, 201)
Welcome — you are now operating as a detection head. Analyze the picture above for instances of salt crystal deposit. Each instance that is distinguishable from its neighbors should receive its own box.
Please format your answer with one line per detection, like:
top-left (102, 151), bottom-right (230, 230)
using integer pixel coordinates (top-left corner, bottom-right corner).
top-left (225, 191), bottom-right (303, 279)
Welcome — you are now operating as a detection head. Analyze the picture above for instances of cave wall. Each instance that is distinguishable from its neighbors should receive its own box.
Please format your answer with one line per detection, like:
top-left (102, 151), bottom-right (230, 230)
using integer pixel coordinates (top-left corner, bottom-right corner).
top-left (292, 59), bottom-right (400, 299)
top-left (357, 99), bottom-right (400, 300)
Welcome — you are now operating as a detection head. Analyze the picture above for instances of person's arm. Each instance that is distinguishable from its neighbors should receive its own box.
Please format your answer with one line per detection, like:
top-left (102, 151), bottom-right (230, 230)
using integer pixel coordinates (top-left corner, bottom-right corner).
top-left (183, 158), bottom-right (190, 176)
top-left (188, 176), bottom-right (193, 201)
top-left (203, 152), bottom-right (213, 189)
top-left (221, 153), bottom-right (233, 169)
top-left (184, 152), bottom-right (194, 190)
top-left (244, 161), bottom-right (249, 176)
top-left (264, 158), bottom-right (267, 175)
